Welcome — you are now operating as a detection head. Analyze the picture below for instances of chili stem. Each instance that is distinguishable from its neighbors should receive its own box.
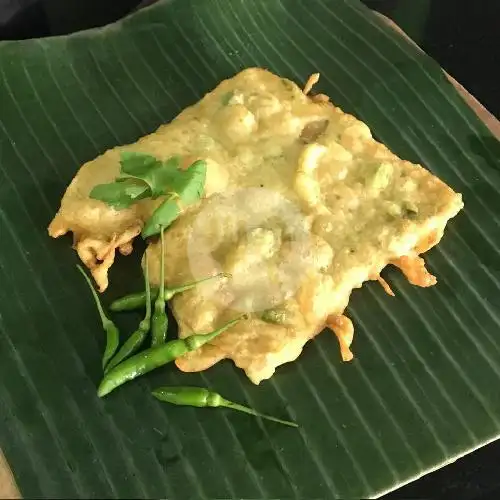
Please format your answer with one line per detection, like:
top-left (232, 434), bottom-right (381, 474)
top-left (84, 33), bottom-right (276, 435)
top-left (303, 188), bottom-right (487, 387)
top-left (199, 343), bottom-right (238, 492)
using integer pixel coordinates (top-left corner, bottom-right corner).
top-left (164, 272), bottom-right (230, 300)
top-left (76, 265), bottom-right (119, 370)
top-left (151, 227), bottom-right (168, 346)
top-left (222, 399), bottom-right (298, 428)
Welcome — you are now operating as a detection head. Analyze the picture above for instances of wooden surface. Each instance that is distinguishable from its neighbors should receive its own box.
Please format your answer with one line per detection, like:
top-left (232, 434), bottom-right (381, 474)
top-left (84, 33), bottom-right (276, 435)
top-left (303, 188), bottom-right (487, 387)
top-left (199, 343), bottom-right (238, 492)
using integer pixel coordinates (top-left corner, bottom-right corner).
top-left (0, 12), bottom-right (498, 500)
top-left (376, 12), bottom-right (500, 138)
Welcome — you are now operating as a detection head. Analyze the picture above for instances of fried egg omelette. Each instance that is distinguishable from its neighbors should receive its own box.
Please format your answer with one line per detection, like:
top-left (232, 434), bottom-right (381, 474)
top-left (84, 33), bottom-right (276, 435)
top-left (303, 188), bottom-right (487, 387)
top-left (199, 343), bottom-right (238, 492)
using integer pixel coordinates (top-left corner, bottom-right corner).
top-left (49, 68), bottom-right (463, 384)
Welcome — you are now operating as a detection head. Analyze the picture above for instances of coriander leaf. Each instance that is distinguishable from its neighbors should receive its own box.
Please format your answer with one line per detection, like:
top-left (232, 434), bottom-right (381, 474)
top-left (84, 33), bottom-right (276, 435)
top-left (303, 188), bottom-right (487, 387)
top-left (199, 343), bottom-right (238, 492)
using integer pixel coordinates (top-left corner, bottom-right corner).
top-left (91, 153), bottom-right (206, 234)
top-left (119, 152), bottom-right (181, 198)
top-left (152, 156), bottom-right (183, 193)
top-left (120, 151), bottom-right (160, 174)
top-left (163, 156), bottom-right (182, 171)
top-left (90, 178), bottom-right (150, 210)
top-left (168, 160), bottom-right (207, 205)
top-left (142, 197), bottom-right (180, 238)
top-left (123, 183), bottom-right (150, 198)
top-left (141, 159), bottom-right (207, 238)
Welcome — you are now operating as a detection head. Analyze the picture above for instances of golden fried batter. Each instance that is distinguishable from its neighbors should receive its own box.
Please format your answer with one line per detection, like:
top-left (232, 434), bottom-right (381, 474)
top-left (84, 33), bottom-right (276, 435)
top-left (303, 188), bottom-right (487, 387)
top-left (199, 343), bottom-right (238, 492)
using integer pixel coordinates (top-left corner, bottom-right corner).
top-left (49, 68), bottom-right (463, 383)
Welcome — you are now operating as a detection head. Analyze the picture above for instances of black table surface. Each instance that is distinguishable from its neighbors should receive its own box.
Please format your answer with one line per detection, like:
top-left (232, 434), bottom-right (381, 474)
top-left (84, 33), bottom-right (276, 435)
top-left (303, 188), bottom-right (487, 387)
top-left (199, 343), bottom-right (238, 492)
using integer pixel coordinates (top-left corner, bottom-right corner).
top-left (1, 0), bottom-right (499, 498)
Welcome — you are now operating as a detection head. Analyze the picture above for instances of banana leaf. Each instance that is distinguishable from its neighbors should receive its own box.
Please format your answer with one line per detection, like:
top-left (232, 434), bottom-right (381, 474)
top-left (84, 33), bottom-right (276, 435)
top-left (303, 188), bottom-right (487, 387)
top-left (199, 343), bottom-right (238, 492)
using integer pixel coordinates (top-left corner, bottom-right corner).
top-left (1, 0), bottom-right (500, 498)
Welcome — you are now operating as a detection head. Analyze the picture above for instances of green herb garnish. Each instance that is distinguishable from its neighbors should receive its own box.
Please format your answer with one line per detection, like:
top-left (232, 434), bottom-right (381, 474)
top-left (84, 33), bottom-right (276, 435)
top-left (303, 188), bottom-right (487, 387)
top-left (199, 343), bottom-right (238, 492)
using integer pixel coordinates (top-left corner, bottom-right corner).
top-left (117, 152), bottom-right (181, 198)
top-left (141, 159), bottom-right (206, 238)
top-left (89, 152), bottom-right (207, 238)
top-left (89, 178), bottom-right (150, 210)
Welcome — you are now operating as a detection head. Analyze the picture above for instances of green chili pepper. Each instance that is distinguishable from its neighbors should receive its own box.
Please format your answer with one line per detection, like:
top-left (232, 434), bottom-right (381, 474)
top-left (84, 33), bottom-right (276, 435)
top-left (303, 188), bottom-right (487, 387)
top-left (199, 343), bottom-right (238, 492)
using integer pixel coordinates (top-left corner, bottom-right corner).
top-left (152, 386), bottom-right (298, 428)
top-left (164, 272), bottom-right (230, 301)
top-left (109, 288), bottom-right (159, 312)
top-left (109, 273), bottom-right (228, 312)
top-left (104, 252), bottom-right (153, 374)
top-left (97, 314), bottom-right (247, 397)
top-left (151, 227), bottom-right (168, 347)
top-left (76, 265), bottom-right (119, 370)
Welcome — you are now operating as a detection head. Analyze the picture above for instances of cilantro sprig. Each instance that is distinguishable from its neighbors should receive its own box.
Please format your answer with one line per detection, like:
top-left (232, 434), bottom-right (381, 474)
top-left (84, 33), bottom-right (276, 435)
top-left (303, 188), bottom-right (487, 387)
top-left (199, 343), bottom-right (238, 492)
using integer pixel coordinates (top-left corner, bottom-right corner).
top-left (90, 152), bottom-right (207, 238)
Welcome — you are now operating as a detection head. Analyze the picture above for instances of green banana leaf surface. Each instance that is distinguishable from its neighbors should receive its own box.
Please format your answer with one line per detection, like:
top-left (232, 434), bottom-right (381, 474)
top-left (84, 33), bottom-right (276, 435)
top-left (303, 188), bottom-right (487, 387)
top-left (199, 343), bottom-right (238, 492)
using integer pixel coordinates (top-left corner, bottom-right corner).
top-left (1, 0), bottom-right (500, 498)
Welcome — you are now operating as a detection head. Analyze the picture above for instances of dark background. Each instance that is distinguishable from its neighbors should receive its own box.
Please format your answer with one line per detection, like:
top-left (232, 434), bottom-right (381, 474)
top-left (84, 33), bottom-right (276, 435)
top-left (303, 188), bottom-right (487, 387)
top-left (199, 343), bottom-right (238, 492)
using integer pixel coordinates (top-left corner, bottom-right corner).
top-left (1, 0), bottom-right (498, 120)
top-left (1, 0), bottom-right (499, 498)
